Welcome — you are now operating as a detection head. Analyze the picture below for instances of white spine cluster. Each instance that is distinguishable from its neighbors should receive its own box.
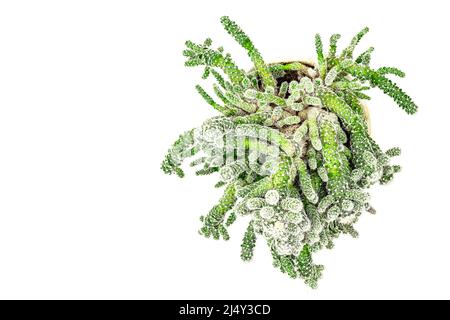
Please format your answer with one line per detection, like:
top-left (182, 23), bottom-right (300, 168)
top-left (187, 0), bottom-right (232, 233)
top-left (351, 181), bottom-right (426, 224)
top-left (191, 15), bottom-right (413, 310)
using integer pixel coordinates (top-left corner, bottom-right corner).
top-left (245, 190), bottom-right (312, 256)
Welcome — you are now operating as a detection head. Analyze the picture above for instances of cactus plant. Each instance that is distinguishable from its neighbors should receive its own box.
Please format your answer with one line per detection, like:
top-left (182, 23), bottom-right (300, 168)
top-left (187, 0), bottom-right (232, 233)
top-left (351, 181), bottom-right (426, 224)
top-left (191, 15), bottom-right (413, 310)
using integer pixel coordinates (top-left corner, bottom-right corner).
top-left (161, 16), bottom-right (417, 288)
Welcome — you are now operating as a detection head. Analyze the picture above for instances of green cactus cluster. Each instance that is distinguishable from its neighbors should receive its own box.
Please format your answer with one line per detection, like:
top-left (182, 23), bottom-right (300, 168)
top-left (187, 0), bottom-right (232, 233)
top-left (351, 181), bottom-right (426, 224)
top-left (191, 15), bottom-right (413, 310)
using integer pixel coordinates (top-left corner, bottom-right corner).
top-left (161, 16), bottom-right (417, 288)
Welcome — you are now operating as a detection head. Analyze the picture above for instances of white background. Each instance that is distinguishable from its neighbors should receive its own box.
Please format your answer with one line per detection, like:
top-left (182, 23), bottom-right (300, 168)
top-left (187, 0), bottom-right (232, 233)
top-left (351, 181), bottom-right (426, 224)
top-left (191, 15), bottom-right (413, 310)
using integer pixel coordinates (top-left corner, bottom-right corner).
top-left (0, 0), bottom-right (448, 299)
